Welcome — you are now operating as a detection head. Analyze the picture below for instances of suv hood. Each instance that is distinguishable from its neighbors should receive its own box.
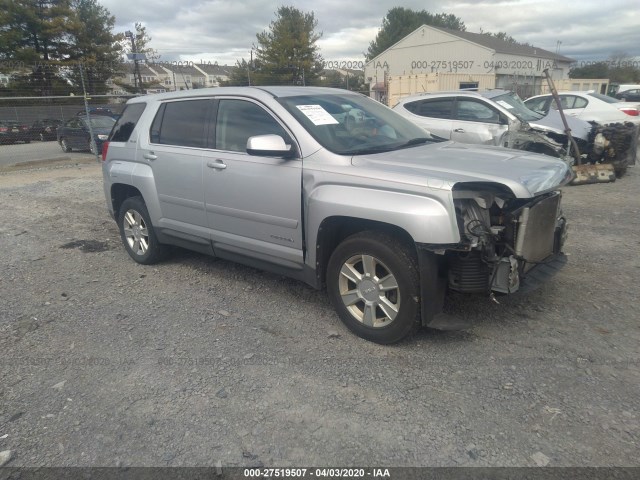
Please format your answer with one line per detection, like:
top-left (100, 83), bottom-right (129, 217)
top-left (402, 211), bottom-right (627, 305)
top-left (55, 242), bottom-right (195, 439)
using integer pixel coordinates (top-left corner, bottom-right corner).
top-left (351, 141), bottom-right (574, 198)
top-left (527, 110), bottom-right (592, 140)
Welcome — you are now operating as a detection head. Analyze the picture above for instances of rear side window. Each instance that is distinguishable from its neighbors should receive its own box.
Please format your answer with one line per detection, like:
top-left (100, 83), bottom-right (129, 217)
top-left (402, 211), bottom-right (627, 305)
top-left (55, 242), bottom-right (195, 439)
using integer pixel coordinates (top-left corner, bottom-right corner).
top-left (110, 103), bottom-right (146, 142)
top-left (404, 99), bottom-right (453, 119)
top-left (150, 100), bottom-right (210, 148)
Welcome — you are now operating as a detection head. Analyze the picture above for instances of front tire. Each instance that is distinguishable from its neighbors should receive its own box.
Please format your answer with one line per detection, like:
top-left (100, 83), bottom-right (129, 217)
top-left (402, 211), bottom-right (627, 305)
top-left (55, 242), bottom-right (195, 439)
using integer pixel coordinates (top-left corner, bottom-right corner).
top-left (326, 231), bottom-right (421, 344)
top-left (117, 196), bottom-right (167, 264)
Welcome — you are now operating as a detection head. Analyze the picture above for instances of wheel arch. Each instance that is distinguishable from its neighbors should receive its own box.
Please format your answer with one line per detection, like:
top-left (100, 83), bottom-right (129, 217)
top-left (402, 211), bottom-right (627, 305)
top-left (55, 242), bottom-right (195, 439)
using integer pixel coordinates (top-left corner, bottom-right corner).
top-left (305, 185), bottom-right (459, 275)
top-left (110, 183), bottom-right (144, 220)
top-left (314, 216), bottom-right (417, 289)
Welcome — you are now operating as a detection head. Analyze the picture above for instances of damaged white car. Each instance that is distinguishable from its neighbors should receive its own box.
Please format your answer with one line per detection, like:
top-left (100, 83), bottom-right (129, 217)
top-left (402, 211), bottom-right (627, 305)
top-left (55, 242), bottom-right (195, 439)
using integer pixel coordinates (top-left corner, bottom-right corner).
top-left (394, 90), bottom-right (637, 176)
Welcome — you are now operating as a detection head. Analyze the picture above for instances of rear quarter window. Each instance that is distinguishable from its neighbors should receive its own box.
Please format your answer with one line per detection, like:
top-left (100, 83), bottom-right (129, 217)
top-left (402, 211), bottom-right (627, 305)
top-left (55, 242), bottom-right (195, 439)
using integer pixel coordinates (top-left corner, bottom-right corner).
top-left (109, 103), bottom-right (147, 142)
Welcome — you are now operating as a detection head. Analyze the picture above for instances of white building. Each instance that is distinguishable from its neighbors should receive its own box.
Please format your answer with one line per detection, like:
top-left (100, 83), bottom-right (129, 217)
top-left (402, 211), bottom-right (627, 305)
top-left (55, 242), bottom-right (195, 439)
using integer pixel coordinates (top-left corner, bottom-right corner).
top-left (365, 25), bottom-right (575, 105)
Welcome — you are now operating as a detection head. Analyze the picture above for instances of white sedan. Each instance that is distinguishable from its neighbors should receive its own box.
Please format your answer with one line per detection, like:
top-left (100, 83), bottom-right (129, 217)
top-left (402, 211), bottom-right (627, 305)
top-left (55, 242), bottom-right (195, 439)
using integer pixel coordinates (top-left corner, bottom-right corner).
top-left (524, 91), bottom-right (640, 125)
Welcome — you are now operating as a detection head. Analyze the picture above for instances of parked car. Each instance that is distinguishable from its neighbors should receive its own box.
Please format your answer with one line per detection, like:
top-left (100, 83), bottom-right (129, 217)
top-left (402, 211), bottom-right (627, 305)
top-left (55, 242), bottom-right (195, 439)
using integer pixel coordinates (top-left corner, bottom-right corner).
top-left (615, 90), bottom-right (640, 102)
top-left (76, 107), bottom-right (116, 118)
top-left (30, 118), bottom-right (63, 141)
top-left (394, 90), bottom-right (588, 156)
top-left (0, 120), bottom-right (31, 144)
top-left (394, 90), bottom-right (637, 176)
top-left (102, 86), bottom-right (572, 344)
top-left (524, 91), bottom-right (640, 123)
top-left (615, 87), bottom-right (640, 103)
top-left (57, 115), bottom-right (116, 154)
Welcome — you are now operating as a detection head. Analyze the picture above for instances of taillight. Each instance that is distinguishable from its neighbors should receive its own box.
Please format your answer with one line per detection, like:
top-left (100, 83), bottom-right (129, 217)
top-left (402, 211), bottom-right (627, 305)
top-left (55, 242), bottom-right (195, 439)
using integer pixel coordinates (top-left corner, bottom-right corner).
top-left (0, 127), bottom-right (7, 132)
top-left (620, 108), bottom-right (639, 116)
top-left (101, 141), bottom-right (109, 161)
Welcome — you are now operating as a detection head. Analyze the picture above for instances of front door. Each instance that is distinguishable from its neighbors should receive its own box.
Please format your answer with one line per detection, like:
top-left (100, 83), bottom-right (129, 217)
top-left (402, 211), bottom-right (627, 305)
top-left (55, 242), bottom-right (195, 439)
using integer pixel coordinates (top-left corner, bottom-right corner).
top-left (204, 98), bottom-right (303, 268)
top-left (451, 98), bottom-right (508, 146)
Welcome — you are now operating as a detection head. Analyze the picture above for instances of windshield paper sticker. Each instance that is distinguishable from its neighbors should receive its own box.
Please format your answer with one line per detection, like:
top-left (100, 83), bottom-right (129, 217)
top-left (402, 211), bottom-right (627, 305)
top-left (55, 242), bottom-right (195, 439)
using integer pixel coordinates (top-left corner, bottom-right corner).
top-left (496, 100), bottom-right (514, 109)
top-left (296, 105), bottom-right (339, 125)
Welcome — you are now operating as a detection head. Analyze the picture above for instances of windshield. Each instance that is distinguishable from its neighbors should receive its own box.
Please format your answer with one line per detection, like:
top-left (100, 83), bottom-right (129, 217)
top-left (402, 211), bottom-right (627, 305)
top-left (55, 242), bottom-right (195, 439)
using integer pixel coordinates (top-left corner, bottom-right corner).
top-left (87, 116), bottom-right (116, 128)
top-left (588, 92), bottom-right (621, 104)
top-left (278, 93), bottom-right (439, 155)
top-left (491, 92), bottom-right (543, 122)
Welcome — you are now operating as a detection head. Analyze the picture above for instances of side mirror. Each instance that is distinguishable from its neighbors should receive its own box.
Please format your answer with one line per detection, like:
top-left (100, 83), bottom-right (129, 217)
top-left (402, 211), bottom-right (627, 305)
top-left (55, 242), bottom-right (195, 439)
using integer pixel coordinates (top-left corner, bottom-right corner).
top-left (246, 134), bottom-right (294, 158)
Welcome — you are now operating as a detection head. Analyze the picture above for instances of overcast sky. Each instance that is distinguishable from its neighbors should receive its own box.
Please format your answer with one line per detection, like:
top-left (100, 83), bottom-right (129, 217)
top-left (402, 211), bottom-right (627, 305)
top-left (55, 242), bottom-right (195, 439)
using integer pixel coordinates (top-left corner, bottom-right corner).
top-left (101, 0), bottom-right (640, 66)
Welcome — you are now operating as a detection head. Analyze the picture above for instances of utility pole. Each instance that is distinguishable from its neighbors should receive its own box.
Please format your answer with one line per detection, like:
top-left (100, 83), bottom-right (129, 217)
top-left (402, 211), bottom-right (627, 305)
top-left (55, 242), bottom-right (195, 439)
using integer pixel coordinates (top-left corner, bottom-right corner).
top-left (125, 30), bottom-right (144, 94)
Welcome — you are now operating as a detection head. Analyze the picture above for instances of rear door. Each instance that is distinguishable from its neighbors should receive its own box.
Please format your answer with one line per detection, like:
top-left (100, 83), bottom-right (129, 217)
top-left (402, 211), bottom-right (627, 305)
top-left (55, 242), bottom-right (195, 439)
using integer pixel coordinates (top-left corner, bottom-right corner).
top-left (142, 99), bottom-right (212, 233)
top-left (203, 97), bottom-right (303, 268)
top-left (399, 98), bottom-right (454, 138)
top-left (554, 95), bottom-right (588, 117)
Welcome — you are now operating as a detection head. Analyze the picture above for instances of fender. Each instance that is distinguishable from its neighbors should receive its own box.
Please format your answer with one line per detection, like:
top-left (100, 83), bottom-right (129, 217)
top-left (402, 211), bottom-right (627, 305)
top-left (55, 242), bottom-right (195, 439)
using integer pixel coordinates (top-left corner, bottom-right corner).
top-left (305, 184), bottom-right (460, 266)
top-left (107, 161), bottom-right (162, 222)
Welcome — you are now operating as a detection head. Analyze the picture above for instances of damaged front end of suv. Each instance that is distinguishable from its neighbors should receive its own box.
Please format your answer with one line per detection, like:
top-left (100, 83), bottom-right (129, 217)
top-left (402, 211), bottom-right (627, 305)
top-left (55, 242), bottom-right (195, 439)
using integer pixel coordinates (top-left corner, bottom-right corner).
top-left (448, 184), bottom-right (568, 297)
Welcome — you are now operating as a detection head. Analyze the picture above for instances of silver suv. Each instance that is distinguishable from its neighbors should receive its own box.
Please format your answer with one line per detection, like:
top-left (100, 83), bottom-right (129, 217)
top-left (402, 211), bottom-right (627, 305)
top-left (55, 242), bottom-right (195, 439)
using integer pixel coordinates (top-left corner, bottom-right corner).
top-left (102, 86), bottom-right (571, 344)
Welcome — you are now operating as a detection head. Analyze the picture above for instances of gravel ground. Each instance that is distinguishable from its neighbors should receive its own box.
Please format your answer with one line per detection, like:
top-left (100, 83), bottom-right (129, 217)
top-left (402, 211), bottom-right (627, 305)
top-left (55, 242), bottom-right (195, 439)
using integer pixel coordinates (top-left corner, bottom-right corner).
top-left (0, 161), bottom-right (638, 468)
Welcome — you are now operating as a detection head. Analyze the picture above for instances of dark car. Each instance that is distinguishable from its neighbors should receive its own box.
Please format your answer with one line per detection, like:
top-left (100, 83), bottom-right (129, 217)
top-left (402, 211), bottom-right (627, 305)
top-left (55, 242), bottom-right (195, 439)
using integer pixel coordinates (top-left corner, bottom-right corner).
top-left (0, 120), bottom-right (31, 144)
top-left (57, 115), bottom-right (116, 154)
top-left (31, 118), bottom-right (63, 141)
top-left (615, 89), bottom-right (640, 102)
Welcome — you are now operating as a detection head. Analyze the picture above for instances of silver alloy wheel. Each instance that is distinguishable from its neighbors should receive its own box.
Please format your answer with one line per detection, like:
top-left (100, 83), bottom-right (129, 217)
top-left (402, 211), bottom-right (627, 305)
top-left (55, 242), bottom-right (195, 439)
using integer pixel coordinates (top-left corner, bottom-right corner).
top-left (337, 254), bottom-right (400, 328)
top-left (123, 209), bottom-right (150, 256)
top-left (60, 138), bottom-right (69, 152)
top-left (89, 140), bottom-right (96, 155)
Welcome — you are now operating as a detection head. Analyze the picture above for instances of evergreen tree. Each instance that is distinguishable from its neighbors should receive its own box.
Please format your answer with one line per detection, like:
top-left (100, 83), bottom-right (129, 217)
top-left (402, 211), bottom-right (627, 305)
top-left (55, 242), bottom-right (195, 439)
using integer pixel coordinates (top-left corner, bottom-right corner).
top-left (0, 0), bottom-right (122, 95)
top-left (367, 7), bottom-right (466, 60)
top-left (253, 6), bottom-right (324, 85)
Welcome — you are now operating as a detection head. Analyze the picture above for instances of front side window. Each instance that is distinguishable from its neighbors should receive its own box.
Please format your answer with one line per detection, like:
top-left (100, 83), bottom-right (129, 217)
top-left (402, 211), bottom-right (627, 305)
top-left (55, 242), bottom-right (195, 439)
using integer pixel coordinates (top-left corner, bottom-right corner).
top-left (456, 100), bottom-right (500, 123)
top-left (214, 99), bottom-right (289, 153)
top-left (524, 97), bottom-right (550, 114)
top-left (490, 92), bottom-right (543, 122)
top-left (150, 99), bottom-right (210, 148)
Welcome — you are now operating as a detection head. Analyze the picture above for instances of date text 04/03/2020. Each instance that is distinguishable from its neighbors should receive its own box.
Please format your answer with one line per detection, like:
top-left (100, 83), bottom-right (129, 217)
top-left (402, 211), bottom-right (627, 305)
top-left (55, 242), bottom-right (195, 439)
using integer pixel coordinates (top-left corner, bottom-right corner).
top-left (243, 468), bottom-right (391, 478)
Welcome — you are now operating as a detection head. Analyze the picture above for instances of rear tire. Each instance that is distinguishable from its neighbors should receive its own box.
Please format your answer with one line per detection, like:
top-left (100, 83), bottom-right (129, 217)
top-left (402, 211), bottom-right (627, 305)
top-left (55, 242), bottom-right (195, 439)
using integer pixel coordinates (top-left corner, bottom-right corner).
top-left (117, 196), bottom-right (167, 265)
top-left (60, 138), bottom-right (71, 152)
top-left (326, 231), bottom-right (421, 344)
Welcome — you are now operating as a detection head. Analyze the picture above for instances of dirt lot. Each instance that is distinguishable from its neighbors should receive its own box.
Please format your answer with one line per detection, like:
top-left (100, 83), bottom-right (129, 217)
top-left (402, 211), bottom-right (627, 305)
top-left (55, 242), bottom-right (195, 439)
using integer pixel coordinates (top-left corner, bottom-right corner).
top-left (0, 161), bottom-right (639, 468)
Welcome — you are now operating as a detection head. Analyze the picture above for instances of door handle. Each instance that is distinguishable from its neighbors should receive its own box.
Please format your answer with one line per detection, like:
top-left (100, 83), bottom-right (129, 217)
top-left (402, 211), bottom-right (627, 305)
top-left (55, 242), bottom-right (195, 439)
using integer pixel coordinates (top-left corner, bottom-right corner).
top-left (207, 160), bottom-right (227, 170)
top-left (143, 152), bottom-right (157, 161)
top-left (453, 128), bottom-right (465, 133)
